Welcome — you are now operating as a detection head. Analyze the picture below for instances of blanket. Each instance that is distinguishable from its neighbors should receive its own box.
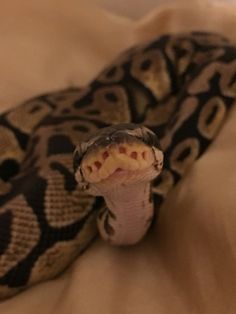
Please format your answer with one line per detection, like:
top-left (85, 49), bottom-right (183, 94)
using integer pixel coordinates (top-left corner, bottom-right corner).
top-left (0, 0), bottom-right (236, 313)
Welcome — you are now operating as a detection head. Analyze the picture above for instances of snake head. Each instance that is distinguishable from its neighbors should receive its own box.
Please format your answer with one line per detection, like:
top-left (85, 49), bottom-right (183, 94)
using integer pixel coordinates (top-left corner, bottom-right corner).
top-left (73, 123), bottom-right (163, 194)
top-left (73, 123), bottom-right (164, 245)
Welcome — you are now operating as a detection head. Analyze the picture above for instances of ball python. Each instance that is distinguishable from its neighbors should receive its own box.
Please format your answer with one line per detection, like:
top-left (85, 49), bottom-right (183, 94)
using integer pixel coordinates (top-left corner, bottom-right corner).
top-left (0, 32), bottom-right (236, 300)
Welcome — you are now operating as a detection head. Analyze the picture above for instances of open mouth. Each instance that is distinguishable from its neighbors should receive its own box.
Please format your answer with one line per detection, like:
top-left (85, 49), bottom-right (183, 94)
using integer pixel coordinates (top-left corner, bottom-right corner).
top-left (74, 123), bottom-right (163, 189)
top-left (80, 141), bottom-right (157, 183)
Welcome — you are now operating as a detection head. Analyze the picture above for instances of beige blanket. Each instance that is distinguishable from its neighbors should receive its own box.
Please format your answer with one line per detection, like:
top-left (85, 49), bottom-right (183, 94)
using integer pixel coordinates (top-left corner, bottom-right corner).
top-left (1, 1), bottom-right (236, 313)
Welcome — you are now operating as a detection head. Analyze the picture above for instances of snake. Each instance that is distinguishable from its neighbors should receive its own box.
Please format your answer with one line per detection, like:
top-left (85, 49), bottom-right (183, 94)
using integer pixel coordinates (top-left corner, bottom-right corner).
top-left (0, 32), bottom-right (236, 300)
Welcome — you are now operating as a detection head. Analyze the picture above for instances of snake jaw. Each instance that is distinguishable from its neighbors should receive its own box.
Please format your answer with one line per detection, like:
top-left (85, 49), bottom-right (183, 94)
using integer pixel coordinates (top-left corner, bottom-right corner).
top-left (75, 143), bottom-right (163, 193)
top-left (74, 124), bottom-right (162, 182)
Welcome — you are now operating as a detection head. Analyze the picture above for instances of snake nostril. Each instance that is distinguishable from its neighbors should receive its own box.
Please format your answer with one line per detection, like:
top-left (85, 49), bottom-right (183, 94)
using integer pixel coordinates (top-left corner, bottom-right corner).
top-left (119, 146), bottom-right (126, 154)
top-left (94, 161), bottom-right (102, 170)
top-left (142, 151), bottom-right (146, 159)
top-left (130, 151), bottom-right (138, 159)
top-left (115, 168), bottom-right (122, 172)
top-left (87, 166), bottom-right (93, 173)
top-left (102, 151), bottom-right (109, 160)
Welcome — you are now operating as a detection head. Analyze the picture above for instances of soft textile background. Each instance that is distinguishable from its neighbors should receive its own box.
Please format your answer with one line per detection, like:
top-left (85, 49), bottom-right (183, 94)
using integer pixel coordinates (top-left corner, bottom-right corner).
top-left (0, 0), bottom-right (236, 313)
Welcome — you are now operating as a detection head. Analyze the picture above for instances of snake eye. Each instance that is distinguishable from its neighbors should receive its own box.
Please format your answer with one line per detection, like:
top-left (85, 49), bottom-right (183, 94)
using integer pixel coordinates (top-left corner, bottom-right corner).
top-left (141, 128), bottom-right (162, 150)
top-left (73, 149), bottom-right (83, 172)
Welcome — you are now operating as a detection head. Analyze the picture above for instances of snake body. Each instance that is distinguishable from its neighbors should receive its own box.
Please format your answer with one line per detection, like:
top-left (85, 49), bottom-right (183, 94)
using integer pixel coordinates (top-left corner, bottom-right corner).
top-left (0, 32), bottom-right (236, 299)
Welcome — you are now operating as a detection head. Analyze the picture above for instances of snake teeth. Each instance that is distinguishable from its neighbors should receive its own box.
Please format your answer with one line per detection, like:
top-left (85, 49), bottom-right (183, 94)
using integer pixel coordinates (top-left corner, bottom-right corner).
top-left (81, 143), bottom-right (156, 183)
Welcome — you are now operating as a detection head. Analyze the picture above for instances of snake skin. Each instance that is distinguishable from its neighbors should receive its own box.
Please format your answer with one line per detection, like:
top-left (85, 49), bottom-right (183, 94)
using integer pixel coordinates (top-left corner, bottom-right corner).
top-left (0, 32), bottom-right (236, 299)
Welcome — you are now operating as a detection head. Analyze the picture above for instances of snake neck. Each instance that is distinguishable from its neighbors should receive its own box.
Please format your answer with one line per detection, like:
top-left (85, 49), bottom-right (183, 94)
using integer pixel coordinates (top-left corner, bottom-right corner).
top-left (97, 182), bottom-right (154, 245)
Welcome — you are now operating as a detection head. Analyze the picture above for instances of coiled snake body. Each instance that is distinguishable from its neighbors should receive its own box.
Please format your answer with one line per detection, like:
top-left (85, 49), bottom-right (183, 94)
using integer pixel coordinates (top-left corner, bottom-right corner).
top-left (0, 32), bottom-right (236, 300)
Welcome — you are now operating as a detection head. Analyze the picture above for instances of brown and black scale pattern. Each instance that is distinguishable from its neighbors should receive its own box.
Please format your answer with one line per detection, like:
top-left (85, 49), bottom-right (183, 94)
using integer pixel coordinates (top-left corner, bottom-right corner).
top-left (0, 32), bottom-right (235, 299)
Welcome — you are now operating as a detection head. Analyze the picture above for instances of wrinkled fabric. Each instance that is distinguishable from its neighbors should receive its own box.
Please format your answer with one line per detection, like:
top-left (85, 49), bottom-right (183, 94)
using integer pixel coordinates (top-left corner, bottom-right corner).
top-left (1, 0), bottom-right (236, 313)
